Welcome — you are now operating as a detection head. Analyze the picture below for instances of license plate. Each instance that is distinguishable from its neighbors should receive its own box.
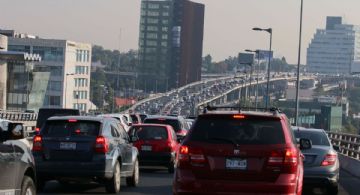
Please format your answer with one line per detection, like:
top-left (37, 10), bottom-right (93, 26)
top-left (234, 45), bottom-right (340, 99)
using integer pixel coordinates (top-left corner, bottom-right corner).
top-left (226, 159), bottom-right (247, 170)
top-left (141, 145), bottom-right (152, 151)
top-left (60, 142), bottom-right (76, 150)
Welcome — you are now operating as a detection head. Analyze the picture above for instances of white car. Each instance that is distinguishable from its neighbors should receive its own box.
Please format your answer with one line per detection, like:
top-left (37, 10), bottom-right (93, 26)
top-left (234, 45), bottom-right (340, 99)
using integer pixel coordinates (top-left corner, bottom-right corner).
top-left (98, 114), bottom-right (132, 132)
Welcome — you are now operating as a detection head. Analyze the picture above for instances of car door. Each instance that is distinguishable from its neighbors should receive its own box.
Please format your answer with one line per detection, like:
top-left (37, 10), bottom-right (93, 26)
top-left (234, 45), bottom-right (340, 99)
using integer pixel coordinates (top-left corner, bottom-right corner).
top-left (0, 127), bottom-right (18, 194)
top-left (114, 122), bottom-right (133, 173)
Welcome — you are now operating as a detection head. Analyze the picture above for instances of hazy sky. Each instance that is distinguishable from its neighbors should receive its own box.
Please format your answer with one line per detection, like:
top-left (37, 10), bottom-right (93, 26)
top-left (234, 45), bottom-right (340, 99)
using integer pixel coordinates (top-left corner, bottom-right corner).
top-left (1, 0), bottom-right (360, 64)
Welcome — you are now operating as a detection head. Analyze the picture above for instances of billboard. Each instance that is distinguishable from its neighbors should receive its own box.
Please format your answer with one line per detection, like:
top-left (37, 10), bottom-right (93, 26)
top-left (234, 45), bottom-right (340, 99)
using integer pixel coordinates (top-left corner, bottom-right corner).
top-left (256, 50), bottom-right (273, 60)
top-left (238, 53), bottom-right (254, 65)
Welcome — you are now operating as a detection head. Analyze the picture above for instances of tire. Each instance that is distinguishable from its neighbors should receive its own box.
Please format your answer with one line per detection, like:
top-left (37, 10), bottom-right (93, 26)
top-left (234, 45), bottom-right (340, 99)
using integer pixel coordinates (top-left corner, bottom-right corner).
top-left (105, 161), bottom-right (121, 193)
top-left (327, 184), bottom-right (339, 195)
top-left (168, 161), bottom-right (175, 174)
top-left (126, 159), bottom-right (139, 187)
top-left (21, 176), bottom-right (36, 195)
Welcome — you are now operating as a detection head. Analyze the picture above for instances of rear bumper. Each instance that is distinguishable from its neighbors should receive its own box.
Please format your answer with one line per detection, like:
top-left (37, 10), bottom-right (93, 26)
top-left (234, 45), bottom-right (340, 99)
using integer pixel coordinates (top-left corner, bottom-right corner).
top-left (139, 151), bottom-right (175, 166)
top-left (35, 158), bottom-right (113, 179)
top-left (173, 169), bottom-right (298, 194)
top-left (303, 166), bottom-right (339, 187)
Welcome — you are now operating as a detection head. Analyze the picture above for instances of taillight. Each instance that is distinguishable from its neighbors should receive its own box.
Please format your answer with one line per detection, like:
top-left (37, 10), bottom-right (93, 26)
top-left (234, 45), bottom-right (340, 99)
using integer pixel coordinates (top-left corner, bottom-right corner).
top-left (267, 148), bottom-right (298, 173)
top-left (321, 153), bottom-right (337, 166)
top-left (95, 136), bottom-right (109, 153)
top-left (35, 127), bottom-right (40, 132)
top-left (178, 145), bottom-right (206, 167)
top-left (32, 135), bottom-right (43, 151)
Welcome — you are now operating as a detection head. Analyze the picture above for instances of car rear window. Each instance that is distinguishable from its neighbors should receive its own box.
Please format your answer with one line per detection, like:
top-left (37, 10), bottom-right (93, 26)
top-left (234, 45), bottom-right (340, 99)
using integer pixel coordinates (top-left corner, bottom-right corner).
top-left (189, 116), bottom-right (285, 145)
top-left (42, 120), bottom-right (100, 137)
top-left (294, 131), bottom-right (330, 146)
top-left (131, 126), bottom-right (168, 140)
top-left (144, 119), bottom-right (181, 132)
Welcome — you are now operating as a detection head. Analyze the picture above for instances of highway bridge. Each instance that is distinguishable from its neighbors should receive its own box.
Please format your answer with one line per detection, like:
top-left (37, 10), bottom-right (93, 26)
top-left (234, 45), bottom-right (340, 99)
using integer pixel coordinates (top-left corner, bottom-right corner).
top-left (2, 73), bottom-right (360, 194)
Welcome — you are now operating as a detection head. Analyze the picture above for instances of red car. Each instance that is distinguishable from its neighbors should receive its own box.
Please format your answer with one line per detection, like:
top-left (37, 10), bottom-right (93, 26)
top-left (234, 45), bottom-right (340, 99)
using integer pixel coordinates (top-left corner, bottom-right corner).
top-left (129, 124), bottom-right (180, 173)
top-left (173, 108), bottom-right (311, 195)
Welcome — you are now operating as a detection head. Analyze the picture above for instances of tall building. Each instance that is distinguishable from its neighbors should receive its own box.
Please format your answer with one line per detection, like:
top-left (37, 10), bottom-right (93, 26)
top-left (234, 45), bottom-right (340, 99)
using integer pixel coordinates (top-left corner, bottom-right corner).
top-left (1, 30), bottom-right (93, 113)
top-left (138, 0), bottom-right (204, 92)
top-left (307, 16), bottom-right (360, 74)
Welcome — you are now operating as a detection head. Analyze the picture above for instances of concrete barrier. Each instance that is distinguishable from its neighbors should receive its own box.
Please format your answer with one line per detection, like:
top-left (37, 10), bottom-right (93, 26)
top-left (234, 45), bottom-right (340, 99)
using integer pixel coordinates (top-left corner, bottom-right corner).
top-left (339, 154), bottom-right (360, 178)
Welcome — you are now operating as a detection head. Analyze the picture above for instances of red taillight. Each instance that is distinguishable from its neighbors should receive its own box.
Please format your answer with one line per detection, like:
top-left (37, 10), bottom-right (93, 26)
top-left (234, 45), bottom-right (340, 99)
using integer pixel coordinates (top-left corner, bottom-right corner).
top-left (321, 153), bottom-right (337, 166)
top-left (68, 119), bottom-right (77, 123)
top-left (35, 127), bottom-right (40, 132)
top-left (267, 148), bottom-right (298, 173)
top-left (32, 135), bottom-right (43, 151)
top-left (95, 136), bottom-right (109, 153)
top-left (178, 145), bottom-right (206, 167)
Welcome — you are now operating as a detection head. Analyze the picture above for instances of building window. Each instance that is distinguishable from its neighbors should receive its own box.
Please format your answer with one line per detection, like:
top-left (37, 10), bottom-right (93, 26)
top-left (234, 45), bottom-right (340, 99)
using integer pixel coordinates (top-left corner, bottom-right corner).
top-left (74, 103), bottom-right (87, 112)
top-left (147, 11), bottom-right (159, 16)
top-left (162, 27), bottom-right (168, 32)
top-left (162, 12), bottom-right (169, 16)
top-left (75, 66), bottom-right (89, 74)
top-left (148, 3), bottom-right (160, 9)
top-left (147, 18), bottom-right (159, 24)
top-left (162, 20), bottom-right (169, 25)
top-left (146, 33), bottom-right (158, 39)
top-left (161, 41), bottom-right (168, 47)
top-left (47, 81), bottom-right (62, 91)
top-left (146, 41), bottom-right (158, 47)
top-left (49, 96), bottom-right (61, 106)
top-left (162, 34), bottom-right (168, 39)
top-left (147, 26), bottom-right (158, 31)
top-left (33, 46), bottom-right (63, 62)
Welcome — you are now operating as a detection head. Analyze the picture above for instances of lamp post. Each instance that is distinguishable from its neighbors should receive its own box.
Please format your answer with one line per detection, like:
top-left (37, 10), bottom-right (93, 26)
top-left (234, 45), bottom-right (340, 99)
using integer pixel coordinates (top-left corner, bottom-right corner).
top-left (295, 0), bottom-right (304, 126)
top-left (245, 49), bottom-right (260, 109)
top-left (64, 73), bottom-right (75, 108)
top-left (252, 27), bottom-right (272, 109)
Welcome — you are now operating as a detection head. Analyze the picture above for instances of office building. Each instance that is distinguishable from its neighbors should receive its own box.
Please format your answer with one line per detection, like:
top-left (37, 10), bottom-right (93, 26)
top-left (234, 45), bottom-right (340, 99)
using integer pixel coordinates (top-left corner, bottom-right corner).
top-left (0, 34), bottom-right (43, 111)
top-left (138, 0), bottom-right (204, 92)
top-left (307, 16), bottom-right (360, 74)
top-left (1, 30), bottom-right (92, 112)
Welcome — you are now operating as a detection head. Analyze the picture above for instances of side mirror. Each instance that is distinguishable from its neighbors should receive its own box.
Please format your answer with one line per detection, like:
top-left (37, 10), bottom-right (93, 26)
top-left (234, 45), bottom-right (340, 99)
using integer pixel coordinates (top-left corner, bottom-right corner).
top-left (333, 145), bottom-right (340, 152)
top-left (299, 138), bottom-right (312, 150)
top-left (177, 135), bottom-right (185, 143)
top-left (130, 136), bottom-right (139, 143)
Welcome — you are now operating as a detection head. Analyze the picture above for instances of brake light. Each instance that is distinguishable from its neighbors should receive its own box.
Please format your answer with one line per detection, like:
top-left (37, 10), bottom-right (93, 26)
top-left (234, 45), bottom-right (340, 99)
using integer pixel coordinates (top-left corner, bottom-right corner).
top-left (68, 119), bottom-right (77, 122)
top-left (32, 135), bottom-right (43, 151)
top-left (35, 127), bottom-right (40, 132)
top-left (95, 136), bottom-right (109, 153)
top-left (267, 148), bottom-right (298, 173)
top-left (178, 145), bottom-right (206, 167)
top-left (321, 153), bottom-right (337, 166)
top-left (233, 114), bottom-right (245, 119)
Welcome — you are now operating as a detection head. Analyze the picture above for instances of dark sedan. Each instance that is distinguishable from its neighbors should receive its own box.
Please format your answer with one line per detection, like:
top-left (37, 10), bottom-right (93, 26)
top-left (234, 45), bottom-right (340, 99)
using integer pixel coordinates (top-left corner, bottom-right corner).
top-left (293, 127), bottom-right (340, 195)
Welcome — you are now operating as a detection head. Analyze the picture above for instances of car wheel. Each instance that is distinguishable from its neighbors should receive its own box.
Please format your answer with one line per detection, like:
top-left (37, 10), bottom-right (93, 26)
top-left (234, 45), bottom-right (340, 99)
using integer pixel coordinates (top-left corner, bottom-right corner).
top-left (106, 161), bottom-right (121, 193)
top-left (168, 161), bottom-right (175, 173)
top-left (126, 159), bottom-right (139, 187)
top-left (327, 184), bottom-right (339, 195)
top-left (21, 176), bottom-right (36, 195)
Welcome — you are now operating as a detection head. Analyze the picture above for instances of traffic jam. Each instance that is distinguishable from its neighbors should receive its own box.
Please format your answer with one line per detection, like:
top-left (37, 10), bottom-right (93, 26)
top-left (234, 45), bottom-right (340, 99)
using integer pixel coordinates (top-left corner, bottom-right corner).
top-left (0, 106), bottom-right (340, 195)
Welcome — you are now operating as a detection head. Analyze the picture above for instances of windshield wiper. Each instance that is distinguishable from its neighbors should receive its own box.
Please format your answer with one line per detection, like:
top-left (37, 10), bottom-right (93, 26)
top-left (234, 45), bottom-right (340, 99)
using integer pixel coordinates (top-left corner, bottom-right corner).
top-left (208, 137), bottom-right (239, 146)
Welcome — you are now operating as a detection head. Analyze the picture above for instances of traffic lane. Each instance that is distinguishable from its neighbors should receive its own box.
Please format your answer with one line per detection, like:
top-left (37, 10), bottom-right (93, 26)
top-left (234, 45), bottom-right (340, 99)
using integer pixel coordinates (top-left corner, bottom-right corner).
top-left (339, 168), bottom-right (359, 195)
top-left (39, 168), bottom-right (173, 195)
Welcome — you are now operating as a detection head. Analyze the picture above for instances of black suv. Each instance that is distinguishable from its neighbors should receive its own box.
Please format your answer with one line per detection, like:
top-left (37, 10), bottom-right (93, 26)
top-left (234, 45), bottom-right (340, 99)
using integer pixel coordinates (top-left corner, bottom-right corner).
top-left (0, 119), bottom-right (37, 195)
top-left (33, 116), bottom-right (139, 193)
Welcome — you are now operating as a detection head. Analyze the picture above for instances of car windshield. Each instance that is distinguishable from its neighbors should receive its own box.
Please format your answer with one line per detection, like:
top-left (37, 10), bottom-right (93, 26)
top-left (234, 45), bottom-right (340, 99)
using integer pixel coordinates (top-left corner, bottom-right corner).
top-left (144, 118), bottom-right (182, 132)
top-left (294, 130), bottom-right (330, 146)
top-left (131, 126), bottom-right (168, 140)
top-left (190, 116), bottom-right (285, 145)
top-left (43, 120), bottom-right (100, 137)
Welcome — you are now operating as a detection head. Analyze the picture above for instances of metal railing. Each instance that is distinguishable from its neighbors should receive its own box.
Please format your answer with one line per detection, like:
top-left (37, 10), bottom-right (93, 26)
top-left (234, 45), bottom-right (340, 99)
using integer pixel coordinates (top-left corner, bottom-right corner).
top-left (0, 111), bottom-right (38, 121)
top-left (328, 131), bottom-right (360, 160)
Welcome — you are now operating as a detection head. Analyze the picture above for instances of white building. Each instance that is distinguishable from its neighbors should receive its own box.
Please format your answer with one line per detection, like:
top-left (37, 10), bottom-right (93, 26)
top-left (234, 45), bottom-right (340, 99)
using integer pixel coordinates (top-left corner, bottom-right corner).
top-left (307, 16), bottom-right (360, 75)
top-left (2, 31), bottom-right (92, 113)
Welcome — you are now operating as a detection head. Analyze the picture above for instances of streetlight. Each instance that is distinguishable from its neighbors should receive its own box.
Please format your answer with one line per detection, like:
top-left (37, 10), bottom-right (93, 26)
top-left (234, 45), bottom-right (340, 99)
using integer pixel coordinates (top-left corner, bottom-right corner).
top-left (245, 49), bottom-right (260, 109)
top-left (295, 0), bottom-right (304, 126)
top-left (64, 73), bottom-right (75, 108)
top-left (252, 27), bottom-right (272, 109)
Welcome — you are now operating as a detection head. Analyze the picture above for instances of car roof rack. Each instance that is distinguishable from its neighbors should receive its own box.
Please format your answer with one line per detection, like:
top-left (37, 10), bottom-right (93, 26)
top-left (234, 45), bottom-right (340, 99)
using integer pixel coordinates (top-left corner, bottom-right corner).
top-left (203, 105), bottom-right (282, 116)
